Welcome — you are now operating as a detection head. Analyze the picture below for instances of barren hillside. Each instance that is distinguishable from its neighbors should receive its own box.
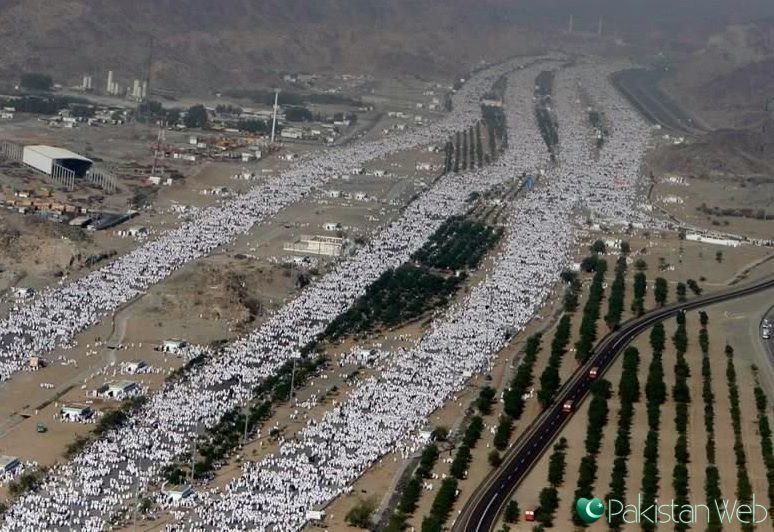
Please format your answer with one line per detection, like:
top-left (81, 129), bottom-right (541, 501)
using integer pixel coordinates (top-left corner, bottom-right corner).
top-left (0, 0), bottom-right (772, 94)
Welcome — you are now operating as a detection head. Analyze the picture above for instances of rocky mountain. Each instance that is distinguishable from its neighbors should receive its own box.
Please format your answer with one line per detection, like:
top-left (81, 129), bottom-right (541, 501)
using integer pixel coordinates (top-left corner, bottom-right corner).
top-left (0, 0), bottom-right (772, 94)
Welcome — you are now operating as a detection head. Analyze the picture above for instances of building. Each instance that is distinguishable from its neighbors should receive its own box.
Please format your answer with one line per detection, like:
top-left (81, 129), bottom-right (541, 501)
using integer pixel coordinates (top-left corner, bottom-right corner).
top-left (60, 405), bottom-right (94, 422)
top-left (100, 380), bottom-right (139, 399)
top-left (69, 215), bottom-right (92, 228)
top-left (12, 287), bottom-right (34, 299)
top-left (305, 510), bottom-right (325, 523)
top-left (162, 483), bottom-right (193, 502)
top-left (28, 356), bottom-right (45, 370)
top-left (23, 145), bottom-right (93, 178)
top-left (123, 360), bottom-right (148, 374)
top-left (0, 456), bottom-right (20, 475)
top-left (284, 235), bottom-right (344, 257)
top-left (161, 339), bottom-right (187, 354)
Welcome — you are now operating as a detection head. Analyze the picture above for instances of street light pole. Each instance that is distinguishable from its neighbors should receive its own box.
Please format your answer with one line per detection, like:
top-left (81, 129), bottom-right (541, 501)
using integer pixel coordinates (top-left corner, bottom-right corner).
top-left (289, 357), bottom-right (297, 403)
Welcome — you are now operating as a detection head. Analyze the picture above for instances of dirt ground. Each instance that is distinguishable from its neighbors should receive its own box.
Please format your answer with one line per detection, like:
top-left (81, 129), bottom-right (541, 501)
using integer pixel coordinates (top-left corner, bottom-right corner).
top-left (0, 142), bottom-right (443, 513)
top-left (498, 242), bottom-right (774, 531)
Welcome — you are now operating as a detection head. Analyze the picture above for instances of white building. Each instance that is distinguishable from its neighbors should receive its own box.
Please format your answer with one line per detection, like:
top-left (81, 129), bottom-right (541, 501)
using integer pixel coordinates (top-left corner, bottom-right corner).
top-left (22, 145), bottom-right (93, 177)
top-left (12, 287), bottom-right (34, 299)
top-left (100, 380), bottom-right (139, 399)
top-left (160, 339), bottom-right (187, 354)
top-left (0, 456), bottom-right (20, 474)
top-left (123, 360), bottom-right (148, 374)
top-left (60, 405), bottom-right (94, 422)
top-left (284, 235), bottom-right (345, 257)
top-left (162, 484), bottom-right (193, 502)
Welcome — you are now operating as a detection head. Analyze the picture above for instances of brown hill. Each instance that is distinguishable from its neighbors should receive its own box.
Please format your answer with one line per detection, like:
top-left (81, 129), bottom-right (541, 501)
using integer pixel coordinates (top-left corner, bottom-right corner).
top-left (0, 0), bottom-right (772, 93)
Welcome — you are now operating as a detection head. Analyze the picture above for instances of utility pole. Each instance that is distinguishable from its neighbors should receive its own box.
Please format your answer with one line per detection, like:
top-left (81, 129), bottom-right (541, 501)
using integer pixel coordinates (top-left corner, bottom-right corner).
top-left (190, 438), bottom-right (196, 484)
top-left (288, 356), bottom-right (297, 402)
top-left (270, 90), bottom-right (280, 144)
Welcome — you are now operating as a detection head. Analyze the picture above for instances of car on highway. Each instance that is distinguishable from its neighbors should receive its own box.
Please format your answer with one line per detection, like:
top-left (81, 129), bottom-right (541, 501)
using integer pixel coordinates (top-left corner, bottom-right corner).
top-left (562, 400), bottom-right (574, 413)
top-left (588, 367), bottom-right (599, 379)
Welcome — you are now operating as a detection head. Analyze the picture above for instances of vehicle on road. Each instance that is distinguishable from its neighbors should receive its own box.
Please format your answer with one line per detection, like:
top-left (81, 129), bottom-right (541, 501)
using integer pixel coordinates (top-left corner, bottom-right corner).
top-left (588, 367), bottom-right (599, 379)
top-left (562, 400), bottom-right (574, 413)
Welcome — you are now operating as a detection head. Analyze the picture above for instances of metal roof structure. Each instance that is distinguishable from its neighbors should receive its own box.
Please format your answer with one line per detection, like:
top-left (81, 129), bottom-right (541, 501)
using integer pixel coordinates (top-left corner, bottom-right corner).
top-left (23, 145), bottom-right (92, 163)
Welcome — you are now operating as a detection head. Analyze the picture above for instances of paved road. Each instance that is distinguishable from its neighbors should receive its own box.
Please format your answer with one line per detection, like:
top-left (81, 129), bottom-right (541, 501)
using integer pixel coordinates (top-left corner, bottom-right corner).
top-left (762, 305), bottom-right (774, 365)
top-left (454, 274), bottom-right (774, 532)
top-left (611, 68), bottom-right (706, 137)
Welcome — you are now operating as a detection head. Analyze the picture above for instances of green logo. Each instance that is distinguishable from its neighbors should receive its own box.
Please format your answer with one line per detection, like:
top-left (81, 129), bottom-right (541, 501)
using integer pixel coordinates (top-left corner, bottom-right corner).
top-left (577, 497), bottom-right (605, 524)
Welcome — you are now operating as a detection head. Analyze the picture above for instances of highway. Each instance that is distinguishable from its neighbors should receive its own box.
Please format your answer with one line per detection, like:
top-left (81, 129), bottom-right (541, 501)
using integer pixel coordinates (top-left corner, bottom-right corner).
top-left (454, 273), bottom-right (774, 532)
top-left (610, 68), bottom-right (706, 136)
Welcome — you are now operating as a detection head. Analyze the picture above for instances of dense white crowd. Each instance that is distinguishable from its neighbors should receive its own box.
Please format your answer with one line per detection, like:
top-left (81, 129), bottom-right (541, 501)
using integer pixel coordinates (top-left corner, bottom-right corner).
top-left (0, 54), bottom-right (535, 383)
top-left (0, 57), bottom-right (559, 530)
top-left (185, 61), bottom-right (651, 530)
top-left (0, 58), bottom-right (653, 531)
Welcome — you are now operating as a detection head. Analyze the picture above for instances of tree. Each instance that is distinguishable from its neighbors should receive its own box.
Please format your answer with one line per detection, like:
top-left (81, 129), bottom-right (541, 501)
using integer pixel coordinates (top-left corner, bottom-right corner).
top-left (346, 497), bottom-right (377, 529)
top-left (676, 282), bottom-right (687, 302)
top-left (21, 72), bottom-right (53, 91)
top-left (431, 426), bottom-right (449, 442)
top-left (504, 500), bottom-right (520, 523)
top-left (476, 386), bottom-right (496, 415)
top-left (184, 104), bottom-right (209, 128)
top-left (634, 258), bottom-right (648, 271)
top-left (488, 450), bottom-right (503, 467)
top-left (285, 106), bottom-right (313, 122)
top-left (619, 241), bottom-right (631, 254)
top-left (493, 415), bottom-right (513, 450)
top-left (654, 278), bottom-right (668, 306)
top-left (590, 240), bottom-right (607, 254)
top-left (715, 251), bottom-right (723, 263)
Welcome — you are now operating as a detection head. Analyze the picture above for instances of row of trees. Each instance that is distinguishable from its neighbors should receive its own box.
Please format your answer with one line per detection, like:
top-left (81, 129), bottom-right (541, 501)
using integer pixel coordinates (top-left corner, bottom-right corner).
top-left (384, 443), bottom-right (441, 531)
top-left (444, 117), bottom-right (500, 175)
top-left (671, 314), bottom-right (691, 532)
top-left (411, 216), bottom-right (503, 272)
top-left (503, 334), bottom-right (543, 419)
top-left (724, 345), bottom-right (755, 532)
top-left (575, 258), bottom-right (608, 362)
top-left (531, 437), bottom-right (569, 527)
top-left (421, 416), bottom-right (485, 531)
top-left (699, 311), bottom-right (723, 532)
top-left (752, 380), bottom-right (774, 510)
top-left (606, 346), bottom-right (641, 530)
top-left (64, 395), bottom-right (149, 460)
top-left (631, 270), bottom-right (647, 316)
top-left (421, 478), bottom-right (458, 532)
top-left (0, 94), bottom-right (90, 115)
top-left (572, 379), bottom-right (612, 526)
top-left (641, 322), bottom-right (667, 532)
top-left (449, 415), bottom-right (485, 480)
top-left (560, 270), bottom-right (581, 313)
top-left (537, 315), bottom-right (571, 407)
top-left (163, 356), bottom-right (327, 484)
top-left (604, 256), bottom-right (628, 329)
top-left (322, 264), bottom-right (463, 340)
top-left (654, 277), bottom-right (669, 307)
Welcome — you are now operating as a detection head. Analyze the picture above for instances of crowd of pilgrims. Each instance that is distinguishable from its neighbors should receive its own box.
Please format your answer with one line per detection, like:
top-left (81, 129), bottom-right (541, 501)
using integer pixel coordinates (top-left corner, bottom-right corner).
top-left (0, 53), bottom-right (525, 384)
top-left (1, 58), bottom-right (652, 531)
